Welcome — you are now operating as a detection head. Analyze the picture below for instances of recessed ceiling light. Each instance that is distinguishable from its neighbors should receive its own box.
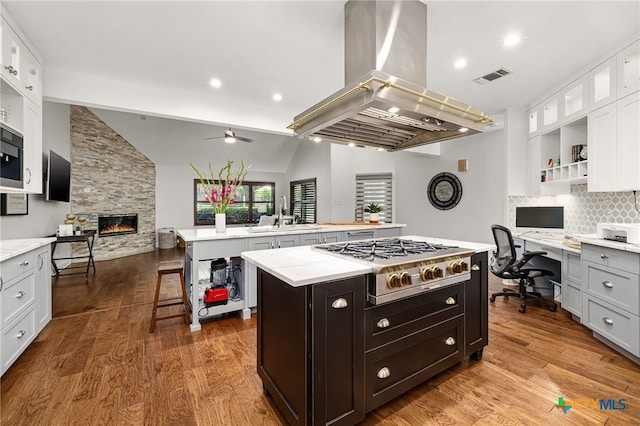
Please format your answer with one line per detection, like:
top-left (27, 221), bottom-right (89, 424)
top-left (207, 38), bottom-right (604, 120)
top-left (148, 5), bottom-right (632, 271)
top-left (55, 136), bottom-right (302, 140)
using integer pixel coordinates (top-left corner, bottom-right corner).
top-left (312, 137), bottom-right (322, 143)
top-left (459, 127), bottom-right (469, 133)
top-left (376, 147), bottom-right (386, 152)
top-left (348, 142), bottom-right (356, 147)
top-left (273, 93), bottom-right (283, 102)
top-left (504, 33), bottom-right (520, 47)
top-left (454, 58), bottom-right (467, 69)
top-left (388, 106), bottom-right (400, 114)
top-left (210, 78), bottom-right (222, 88)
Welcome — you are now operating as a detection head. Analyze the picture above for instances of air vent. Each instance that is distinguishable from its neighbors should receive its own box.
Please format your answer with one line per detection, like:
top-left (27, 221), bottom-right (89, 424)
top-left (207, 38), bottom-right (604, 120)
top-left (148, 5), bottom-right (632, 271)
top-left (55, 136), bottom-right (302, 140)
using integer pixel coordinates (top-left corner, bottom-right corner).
top-left (473, 68), bottom-right (512, 85)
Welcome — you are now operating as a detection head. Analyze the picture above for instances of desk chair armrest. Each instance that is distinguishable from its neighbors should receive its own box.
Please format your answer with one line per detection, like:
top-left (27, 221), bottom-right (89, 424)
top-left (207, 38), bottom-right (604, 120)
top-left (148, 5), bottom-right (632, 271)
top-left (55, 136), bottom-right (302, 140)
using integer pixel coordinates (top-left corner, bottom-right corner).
top-left (514, 250), bottom-right (547, 270)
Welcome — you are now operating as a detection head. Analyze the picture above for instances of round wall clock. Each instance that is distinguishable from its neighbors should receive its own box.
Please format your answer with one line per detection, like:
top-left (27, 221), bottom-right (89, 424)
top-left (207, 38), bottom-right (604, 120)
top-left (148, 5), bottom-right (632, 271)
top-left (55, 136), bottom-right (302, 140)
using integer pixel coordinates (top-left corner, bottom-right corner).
top-left (427, 172), bottom-right (463, 210)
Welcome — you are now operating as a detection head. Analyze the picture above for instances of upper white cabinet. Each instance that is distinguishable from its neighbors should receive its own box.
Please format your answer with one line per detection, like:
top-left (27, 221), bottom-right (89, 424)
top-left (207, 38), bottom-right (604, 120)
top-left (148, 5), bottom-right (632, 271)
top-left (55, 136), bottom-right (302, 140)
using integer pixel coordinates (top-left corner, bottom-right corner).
top-left (562, 75), bottom-right (589, 122)
top-left (542, 95), bottom-right (561, 130)
top-left (617, 40), bottom-right (640, 100)
top-left (589, 56), bottom-right (617, 110)
top-left (0, 8), bottom-right (44, 194)
top-left (615, 91), bottom-right (640, 190)
top-left (528, 107), bottom-right (541, 138)
top-left (588, 102), bottom-right (617, 191)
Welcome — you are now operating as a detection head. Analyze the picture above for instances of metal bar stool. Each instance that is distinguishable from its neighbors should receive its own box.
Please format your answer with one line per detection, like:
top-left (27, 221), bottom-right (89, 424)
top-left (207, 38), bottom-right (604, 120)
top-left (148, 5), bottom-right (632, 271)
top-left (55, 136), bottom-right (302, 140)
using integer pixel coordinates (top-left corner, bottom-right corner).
top-left (149, 260), bottom-right (191, 332)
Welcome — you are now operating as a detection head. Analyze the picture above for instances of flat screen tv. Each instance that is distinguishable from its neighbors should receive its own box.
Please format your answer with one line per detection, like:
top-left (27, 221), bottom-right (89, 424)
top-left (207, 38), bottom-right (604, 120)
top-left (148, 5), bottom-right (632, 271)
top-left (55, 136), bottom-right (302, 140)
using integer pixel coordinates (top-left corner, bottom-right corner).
top-left (46, 150), bottom-right (71, 202)
top-left (515, 206), bottom-right (564, 230)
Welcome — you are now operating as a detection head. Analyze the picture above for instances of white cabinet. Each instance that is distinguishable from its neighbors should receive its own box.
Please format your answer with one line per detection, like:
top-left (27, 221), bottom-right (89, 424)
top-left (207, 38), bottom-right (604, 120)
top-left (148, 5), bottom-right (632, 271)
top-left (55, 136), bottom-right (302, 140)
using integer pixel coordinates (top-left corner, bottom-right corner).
top-left (22, 98), bottom-right (42, 193)
top-left (542, 94), bottom-right (561, 131)
top-left (617, 40), bottom-right (640, 100)
top-left (561, 251), bottom-right (582, 319)
top-left (21, 46), bottom-right (42, 106)
top-left (526, 136), bottom-right (542, 194)
top-left (588, 92), bottom-right (640, 192)
top-left (589, 56), bottom-right (617, 110)
top-left (1, 243), bottom-right (52, 376)
top-left (247, 234), bottom-right (300, 250)
top-left (319, 231), bottom-right (343, 244)
top-left (562, 75), bottom-right (589, 122)
top-left (528, 105), bottom-right (542, 138)
top-left (0, 16), bottom-right (24, 89)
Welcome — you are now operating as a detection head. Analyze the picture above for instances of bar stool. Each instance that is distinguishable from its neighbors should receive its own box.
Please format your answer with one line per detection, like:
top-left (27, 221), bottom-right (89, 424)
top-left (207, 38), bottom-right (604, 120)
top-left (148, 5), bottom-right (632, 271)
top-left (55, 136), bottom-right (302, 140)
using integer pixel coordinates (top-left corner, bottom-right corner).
top-left (149, 260), bottom-right (191, 332)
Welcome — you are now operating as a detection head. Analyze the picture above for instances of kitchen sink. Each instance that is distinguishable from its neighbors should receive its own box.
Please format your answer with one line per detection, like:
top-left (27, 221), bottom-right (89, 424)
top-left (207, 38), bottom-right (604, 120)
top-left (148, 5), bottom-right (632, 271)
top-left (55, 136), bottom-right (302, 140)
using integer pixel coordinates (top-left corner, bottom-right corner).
top-left (246, 224), bottom-right (321, 233)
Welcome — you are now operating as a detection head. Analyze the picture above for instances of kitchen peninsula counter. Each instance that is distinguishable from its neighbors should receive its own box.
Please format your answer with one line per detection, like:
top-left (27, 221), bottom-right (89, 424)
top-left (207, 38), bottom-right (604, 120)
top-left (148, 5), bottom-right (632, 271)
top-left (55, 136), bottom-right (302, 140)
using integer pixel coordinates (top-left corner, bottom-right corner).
top-left (177, 223), bottom-right (405, 331)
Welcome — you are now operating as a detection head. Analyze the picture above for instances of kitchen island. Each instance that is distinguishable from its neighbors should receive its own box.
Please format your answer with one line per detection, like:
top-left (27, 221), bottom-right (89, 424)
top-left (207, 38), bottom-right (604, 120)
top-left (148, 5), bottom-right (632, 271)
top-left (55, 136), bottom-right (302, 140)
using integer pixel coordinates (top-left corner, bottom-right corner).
top-left (177, 223), bottom-right (404, 331)
top-left (241, 236), bottom-right (493, 425)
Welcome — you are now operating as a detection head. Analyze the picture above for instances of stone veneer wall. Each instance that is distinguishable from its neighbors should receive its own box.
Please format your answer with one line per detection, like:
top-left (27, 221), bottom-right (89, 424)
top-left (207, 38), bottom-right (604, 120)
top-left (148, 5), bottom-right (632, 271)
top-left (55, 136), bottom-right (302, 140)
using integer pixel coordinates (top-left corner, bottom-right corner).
top-left (70, 106), bottom-right (156, 260)
top-left (508, 184), bottom-right (640, 235)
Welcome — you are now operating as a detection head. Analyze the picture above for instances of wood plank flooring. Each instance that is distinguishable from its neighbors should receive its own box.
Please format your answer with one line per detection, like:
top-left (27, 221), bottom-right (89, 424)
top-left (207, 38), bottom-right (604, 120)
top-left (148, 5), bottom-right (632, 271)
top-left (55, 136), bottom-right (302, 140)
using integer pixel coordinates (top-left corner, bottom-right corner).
top-left (2, 248), bottom-right (640, 425)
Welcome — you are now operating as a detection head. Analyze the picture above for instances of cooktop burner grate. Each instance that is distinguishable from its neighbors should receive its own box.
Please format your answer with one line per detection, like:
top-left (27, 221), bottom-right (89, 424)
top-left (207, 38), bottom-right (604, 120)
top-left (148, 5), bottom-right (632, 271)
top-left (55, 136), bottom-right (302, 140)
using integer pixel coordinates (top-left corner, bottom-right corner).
top-left (315, 238), bottom-right (458, 262)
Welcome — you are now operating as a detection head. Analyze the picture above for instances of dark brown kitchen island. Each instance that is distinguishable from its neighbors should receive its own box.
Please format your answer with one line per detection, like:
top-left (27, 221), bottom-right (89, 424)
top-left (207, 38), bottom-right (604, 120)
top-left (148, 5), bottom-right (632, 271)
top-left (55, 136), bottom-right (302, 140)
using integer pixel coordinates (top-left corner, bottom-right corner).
top-left (243, 237), bottom-right (490, 425)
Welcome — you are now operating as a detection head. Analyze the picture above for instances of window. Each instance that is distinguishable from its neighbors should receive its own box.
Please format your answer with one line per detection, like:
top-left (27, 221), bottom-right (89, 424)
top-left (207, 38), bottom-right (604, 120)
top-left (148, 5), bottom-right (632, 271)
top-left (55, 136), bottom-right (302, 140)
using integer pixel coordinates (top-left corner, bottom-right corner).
top-left (356, 173), bottom-right (392, 223)
top-left (290, 178), bottom-right (316, 224)
top-left (194, 180), bottom-right (275, 226)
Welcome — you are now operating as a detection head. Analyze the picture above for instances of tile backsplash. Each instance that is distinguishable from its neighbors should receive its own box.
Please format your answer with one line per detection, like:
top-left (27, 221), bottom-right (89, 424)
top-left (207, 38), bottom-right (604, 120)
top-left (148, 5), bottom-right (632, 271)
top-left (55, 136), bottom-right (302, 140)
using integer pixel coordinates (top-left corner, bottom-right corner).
top-left (508, 184), bottom-right (640, 235)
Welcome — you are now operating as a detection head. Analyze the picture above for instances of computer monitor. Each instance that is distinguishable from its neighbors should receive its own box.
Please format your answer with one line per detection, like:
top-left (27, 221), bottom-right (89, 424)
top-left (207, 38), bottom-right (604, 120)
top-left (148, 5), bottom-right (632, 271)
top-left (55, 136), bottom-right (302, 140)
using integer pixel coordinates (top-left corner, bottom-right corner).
top-left (515, 206), bottom-right (564, 231)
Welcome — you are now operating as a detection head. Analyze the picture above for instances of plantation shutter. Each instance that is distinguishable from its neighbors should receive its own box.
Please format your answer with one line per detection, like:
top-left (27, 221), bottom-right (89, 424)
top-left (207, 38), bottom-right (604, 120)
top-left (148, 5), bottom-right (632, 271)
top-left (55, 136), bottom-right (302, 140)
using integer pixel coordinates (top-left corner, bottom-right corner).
top-left (356, 173), bottom-right (392, 223)
top-left (290, 178), bottom-right (316, 224)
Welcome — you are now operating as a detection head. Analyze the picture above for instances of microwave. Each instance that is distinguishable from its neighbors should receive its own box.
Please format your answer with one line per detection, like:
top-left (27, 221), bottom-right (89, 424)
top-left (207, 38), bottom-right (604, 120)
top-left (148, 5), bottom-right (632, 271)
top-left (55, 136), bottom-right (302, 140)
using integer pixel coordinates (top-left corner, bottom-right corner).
top-left (0, 123), bottom-right (24, 189)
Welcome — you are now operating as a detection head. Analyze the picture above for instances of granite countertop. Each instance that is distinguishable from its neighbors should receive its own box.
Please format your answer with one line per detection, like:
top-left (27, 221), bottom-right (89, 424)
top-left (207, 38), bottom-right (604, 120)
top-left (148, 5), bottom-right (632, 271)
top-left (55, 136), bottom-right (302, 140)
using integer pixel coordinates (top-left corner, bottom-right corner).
top-left (0, 238), bottom-right (57, 263)
top-left (241, 235), bottom-right (493, 287)
top-left (178, 223), bottom-right (406, 242)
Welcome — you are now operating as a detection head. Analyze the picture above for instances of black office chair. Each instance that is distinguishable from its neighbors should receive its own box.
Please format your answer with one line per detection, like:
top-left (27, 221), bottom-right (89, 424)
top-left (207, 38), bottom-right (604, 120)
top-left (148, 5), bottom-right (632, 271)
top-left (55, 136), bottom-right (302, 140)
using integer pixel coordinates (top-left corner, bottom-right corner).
top-left (489, 224), bottom-right (558, 313)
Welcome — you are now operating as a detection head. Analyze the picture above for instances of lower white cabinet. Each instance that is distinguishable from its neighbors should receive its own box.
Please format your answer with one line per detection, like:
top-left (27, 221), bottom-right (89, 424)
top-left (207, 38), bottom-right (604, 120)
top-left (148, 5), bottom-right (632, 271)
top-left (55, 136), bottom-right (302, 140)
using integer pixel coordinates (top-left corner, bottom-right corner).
top-left (581, 243), bottom-right (640, 357)
top-left (1, 243), bottom-right (52, 376)
top-left (247, 234), bottom-right (300, 250)
top-left (561, 250), bottom-right (582, 318)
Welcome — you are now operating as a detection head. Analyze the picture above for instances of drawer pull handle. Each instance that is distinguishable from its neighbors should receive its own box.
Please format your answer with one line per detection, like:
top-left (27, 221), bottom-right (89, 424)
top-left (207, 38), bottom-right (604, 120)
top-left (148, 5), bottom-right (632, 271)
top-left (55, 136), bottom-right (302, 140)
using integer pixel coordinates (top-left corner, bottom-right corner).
top-left (377, 367), bottom-right (390, 379)
top-left (376, 318), bottom-right (390, 329)
top-left (20, 260), bottom-right (30, 266)
top-left (600, 254), bottom-right (608, 259)
top-left (26, 85), bottom-right (34, 91)
top-left (471, 264), bottom-right (480, 271)
top-left (16, 330), bottom-right (26, 338)
top-left (331, 298), bottom-right (348, 309)
top-left (445, 337), bottom-right (456, 346)
top-left (602, 281), bottom-right (613, 289)
top-left (0, 277), bottom-right (3, 292)
top-left (16, 291), bottom-right (25, 298)
top-left (445, 297), bottom-right (456, 305)
top-left (603, 317), bottom-right (614, 325)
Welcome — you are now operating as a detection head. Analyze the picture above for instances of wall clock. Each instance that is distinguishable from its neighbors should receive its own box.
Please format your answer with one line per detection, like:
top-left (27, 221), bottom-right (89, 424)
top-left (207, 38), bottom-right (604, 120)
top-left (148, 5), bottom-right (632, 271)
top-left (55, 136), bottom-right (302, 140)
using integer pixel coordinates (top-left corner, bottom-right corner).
top-left (427, 172), bottom-right (463, 210)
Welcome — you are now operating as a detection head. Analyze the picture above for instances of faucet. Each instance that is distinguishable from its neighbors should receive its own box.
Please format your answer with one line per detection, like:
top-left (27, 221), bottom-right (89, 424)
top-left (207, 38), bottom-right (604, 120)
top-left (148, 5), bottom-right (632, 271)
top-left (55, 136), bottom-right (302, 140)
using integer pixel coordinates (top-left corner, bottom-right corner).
top-left (278, 195), bottom-right (287, 227)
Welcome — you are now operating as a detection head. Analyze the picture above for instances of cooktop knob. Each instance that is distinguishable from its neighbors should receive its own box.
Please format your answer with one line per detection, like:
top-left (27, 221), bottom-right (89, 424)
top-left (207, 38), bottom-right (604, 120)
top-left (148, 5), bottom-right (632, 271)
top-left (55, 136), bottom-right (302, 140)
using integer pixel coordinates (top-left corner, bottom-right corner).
top-left (386, 273), bottom-right (401, 289)
top-left (433, 266), bottom-right (443, 278)
top-left (420, 267), bottom-right (433, 281)
top-left (400, 271), bottom-right (412, 286)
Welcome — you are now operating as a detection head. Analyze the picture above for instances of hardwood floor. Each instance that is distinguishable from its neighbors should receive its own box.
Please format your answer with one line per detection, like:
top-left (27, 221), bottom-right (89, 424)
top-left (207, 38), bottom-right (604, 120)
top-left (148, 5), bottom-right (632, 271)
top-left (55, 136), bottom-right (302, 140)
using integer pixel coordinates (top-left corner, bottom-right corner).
top-left (2, 248), bottom-right (639, 425)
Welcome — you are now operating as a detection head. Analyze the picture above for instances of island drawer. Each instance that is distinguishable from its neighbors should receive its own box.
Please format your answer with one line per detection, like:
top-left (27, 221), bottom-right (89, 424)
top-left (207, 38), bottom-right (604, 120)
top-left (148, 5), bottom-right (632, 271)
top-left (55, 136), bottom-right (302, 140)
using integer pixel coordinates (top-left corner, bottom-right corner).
top-left (1, 306), bottom-right (36, 376)
top-left (581, 244), bottom-right (640, 274)
top-left (582, 294), bottom-right (640, 357)
top-left (1, 250), bottom-right (37, 284)
top-left (583, 261), bottom-right (639, 315)
top-left (1, 270), bottom-right (36, 328)
top-left (364, 283), bottom-right (464, 351)
top-left (364, 314), bottom-right (464, 412)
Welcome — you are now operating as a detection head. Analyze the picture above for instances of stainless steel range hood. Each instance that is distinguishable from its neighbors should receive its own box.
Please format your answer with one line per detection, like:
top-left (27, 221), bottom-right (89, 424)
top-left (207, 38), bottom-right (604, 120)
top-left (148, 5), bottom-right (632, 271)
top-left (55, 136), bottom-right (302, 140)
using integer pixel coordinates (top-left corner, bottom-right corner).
top-left (288, 0), bottom-right (492, 152)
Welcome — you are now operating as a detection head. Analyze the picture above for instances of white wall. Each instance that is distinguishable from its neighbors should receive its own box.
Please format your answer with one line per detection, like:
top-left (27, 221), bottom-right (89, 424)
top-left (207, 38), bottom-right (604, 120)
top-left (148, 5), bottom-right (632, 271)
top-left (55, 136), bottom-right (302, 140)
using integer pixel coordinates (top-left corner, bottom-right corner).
top-left (285, 140), bottom-right (332, 222)
top-left (1, 102), bottom-right (71, 244)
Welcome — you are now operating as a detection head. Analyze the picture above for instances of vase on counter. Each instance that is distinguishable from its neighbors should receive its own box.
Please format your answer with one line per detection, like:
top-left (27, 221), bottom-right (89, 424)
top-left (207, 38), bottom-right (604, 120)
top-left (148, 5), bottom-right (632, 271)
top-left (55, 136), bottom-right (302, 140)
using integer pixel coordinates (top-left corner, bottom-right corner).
top-left (215, 213), bottom-right (227, 233)
top-left (368, 213), bottom-right (379, 223)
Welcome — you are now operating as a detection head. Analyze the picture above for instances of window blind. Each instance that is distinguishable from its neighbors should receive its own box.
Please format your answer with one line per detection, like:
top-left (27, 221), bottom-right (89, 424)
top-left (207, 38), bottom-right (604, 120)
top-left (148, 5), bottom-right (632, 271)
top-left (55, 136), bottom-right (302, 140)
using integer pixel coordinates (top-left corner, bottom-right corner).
top-left (290, 178), bottom-right (316, 224)
top-left (356, 173), bottom-right (392, 223)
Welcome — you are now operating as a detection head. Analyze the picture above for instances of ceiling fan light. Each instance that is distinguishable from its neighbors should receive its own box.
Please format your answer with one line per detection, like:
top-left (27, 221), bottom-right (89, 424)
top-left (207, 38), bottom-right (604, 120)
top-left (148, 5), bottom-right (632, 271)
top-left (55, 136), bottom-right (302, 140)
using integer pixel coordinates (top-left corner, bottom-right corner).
top-left (224, 130), bottom-right (236, 143)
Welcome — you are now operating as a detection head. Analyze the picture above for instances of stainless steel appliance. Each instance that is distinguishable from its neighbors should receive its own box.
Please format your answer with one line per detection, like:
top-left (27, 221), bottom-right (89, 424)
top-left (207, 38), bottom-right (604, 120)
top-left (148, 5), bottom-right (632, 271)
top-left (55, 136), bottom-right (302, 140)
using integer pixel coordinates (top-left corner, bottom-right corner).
top-left (313, 238), bottom-right (475, 304)
top-left (0, 123), bottom-right (23, 189)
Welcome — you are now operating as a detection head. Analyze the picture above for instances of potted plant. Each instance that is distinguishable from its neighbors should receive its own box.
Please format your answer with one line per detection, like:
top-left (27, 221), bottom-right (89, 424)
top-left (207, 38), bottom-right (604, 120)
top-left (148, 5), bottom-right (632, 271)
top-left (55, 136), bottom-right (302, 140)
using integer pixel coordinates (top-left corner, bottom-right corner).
top-left (364, 203), bottom-right (381, 223)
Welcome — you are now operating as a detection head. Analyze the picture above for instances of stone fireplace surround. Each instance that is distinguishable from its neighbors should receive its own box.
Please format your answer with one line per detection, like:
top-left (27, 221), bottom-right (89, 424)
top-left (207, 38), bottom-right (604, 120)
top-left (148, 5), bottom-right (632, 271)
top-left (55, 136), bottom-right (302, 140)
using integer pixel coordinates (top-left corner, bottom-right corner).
top-left (70, 106), bottom-right (156, 261)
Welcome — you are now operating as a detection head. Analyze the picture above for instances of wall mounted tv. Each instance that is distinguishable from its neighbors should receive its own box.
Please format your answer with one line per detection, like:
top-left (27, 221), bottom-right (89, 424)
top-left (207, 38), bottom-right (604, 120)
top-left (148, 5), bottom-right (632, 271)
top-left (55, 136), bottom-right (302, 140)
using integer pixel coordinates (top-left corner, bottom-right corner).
top-left (515, 206), bottom-right (564, 230)
top-left (46, 150), bottom-right (71, 202)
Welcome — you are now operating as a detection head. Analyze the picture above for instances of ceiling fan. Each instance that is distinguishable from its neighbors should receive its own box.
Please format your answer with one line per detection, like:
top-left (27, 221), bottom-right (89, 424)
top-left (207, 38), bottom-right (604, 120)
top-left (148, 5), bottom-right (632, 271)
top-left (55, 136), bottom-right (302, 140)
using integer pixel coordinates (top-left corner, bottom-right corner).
top-left (204, 128), bottom-right (254, 144)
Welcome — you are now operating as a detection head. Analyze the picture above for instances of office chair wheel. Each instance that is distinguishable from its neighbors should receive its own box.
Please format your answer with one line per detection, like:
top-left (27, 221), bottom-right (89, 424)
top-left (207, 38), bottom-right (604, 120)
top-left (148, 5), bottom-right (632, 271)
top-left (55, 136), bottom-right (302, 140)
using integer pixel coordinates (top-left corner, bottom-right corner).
top-left (519, 304), bottom-right (526, 313)
top-left (489, 295), bottom-right (496, 303)
top-left (549, 305), bottom-right (557, 312)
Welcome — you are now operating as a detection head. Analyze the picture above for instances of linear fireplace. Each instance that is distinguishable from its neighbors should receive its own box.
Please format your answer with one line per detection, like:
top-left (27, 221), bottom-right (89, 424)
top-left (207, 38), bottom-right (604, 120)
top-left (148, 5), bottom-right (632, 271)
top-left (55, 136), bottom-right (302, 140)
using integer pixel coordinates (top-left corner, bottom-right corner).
top-left (98, 214), bottom-right (138, 237)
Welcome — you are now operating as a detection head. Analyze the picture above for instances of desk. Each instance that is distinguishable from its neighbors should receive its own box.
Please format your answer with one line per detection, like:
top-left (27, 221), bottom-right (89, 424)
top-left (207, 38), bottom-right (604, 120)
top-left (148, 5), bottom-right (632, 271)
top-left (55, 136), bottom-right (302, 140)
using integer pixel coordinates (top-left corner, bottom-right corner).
top-left (50, 229), bottom-right (96, 279)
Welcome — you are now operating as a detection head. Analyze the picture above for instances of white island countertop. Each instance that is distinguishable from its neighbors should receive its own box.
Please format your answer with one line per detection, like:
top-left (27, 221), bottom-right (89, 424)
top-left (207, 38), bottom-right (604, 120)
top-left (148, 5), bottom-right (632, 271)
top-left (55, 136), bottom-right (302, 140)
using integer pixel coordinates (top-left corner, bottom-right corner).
top-left (178, 223), bottom-right (405, 242)
top-left (0, 238), bottom-right (57, 262)
top-left (241, 235), bottom-right (493, 287)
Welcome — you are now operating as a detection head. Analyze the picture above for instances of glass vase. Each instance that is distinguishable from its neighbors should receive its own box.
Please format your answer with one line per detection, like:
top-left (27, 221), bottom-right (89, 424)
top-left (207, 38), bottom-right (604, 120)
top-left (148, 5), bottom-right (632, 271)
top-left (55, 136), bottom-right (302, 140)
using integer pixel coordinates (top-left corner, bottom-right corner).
top-left (215, 213), bottom-right (226, 233)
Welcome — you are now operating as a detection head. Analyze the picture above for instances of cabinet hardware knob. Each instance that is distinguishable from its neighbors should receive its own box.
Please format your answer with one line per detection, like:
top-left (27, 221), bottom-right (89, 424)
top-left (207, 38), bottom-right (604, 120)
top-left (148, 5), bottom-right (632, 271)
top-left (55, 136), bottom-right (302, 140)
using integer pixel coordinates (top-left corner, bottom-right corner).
top-left (600, 254), bottom-right (608, 259)
top-left (445, 337), bottom-right (456, 346)
top-left (20, 260), bottom-right (29, 266)
top-left (16, 330), bottom-right (26, 338)
top-left (16, 291), bottom-right (25, 298)
top-left (376, 318), bottom-right (390, 329)
top-left (602, 281), bottom-right (613, 289)
top-left (603, 317), bottom-right (614, 325)
top-left (25, 168), bottom-right (31, 184)
top-left (377, 367), bottom-right (390, 379)
top-left (26, 85), bottom-right (34, 91)
top-left (331, 298), bottom-right (348, 309)
top-left (471, 264), bottom-right (480, 271)
top-left (445, 297), bottom-right (456, 305)
top-left (4, 65), bottom-right (17, 76)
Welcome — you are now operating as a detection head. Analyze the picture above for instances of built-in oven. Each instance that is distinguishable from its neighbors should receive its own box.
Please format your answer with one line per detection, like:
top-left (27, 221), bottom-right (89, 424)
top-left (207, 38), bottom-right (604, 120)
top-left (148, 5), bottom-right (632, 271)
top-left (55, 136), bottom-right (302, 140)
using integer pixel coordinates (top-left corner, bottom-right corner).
top-left (0, 123), bottom-right (23, 189)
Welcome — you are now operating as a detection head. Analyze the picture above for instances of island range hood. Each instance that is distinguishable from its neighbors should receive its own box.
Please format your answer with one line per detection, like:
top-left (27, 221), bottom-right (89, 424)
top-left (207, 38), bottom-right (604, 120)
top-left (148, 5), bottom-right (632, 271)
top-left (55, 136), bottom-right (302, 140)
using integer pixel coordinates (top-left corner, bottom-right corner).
top-left (288, 0), bottom-right (492, 151)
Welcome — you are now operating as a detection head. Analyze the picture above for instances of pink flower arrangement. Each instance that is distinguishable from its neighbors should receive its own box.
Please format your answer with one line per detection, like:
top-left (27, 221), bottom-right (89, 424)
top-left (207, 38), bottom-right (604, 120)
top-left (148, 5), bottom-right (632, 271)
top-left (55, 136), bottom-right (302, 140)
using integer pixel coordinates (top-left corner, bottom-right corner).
top-left (190, 160), bottom-right (251, 214)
